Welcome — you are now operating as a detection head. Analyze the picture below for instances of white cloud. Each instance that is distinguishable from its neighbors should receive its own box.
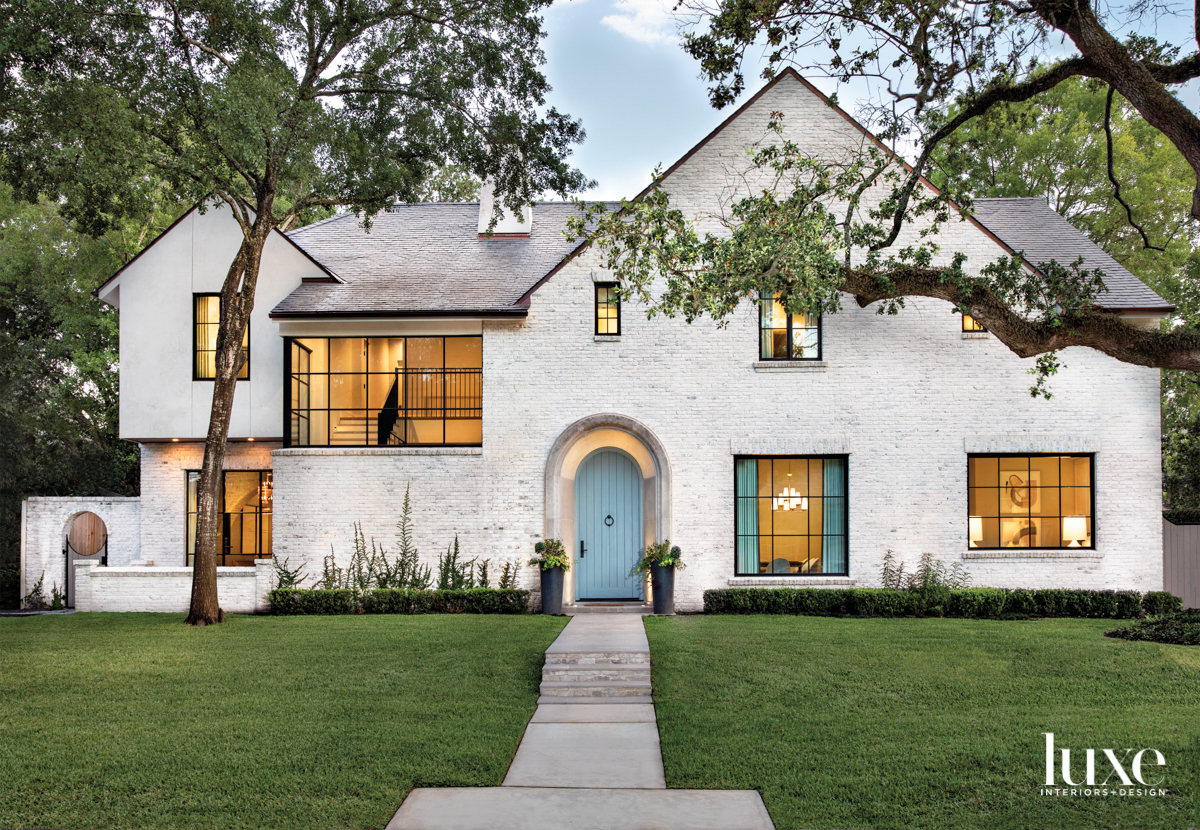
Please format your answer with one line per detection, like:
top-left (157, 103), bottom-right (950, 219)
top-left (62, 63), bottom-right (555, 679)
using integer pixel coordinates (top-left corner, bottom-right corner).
top-left (601, 0), bottom-right (677, 44)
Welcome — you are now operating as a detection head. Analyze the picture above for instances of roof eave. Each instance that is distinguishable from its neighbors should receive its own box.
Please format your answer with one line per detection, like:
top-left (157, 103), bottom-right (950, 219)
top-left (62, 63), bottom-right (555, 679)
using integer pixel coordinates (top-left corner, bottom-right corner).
top-left (268, 307), bottom-right (529, 320)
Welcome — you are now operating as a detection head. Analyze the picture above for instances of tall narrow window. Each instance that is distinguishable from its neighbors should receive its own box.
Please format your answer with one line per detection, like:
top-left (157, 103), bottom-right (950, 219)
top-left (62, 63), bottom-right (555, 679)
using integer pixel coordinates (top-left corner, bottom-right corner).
top-left (193, 294), bottom-right (249, 380)
top-left (285, 336), bottom-right (483, 447)
top-left (760, 294), bottom-right (820, 359)
top-left (596, 283), bottom-right (620, 335)
top-left (963, 314), bottom-right (987, 332)
top-left (734, 456), bottom-right (847, 575)
top-left (186, 470), bottom-right (272, 566)
top-left (967, 454), bottom-right (1093, 549)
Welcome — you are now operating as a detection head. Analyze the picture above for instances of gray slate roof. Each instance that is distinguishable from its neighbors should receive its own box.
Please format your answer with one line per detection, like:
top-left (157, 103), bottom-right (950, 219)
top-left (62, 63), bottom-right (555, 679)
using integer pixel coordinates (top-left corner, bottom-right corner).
top-left (272, 202), bottom-right (613, 317)
top-left (272, 195), bottom-right (1170, 317)
top-left (971, 197), bottom-right (1171, 312)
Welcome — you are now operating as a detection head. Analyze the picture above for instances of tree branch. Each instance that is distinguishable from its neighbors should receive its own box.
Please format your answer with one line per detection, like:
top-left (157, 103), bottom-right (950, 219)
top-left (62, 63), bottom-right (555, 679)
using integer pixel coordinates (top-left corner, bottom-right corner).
top-left (1104, 85), bottom-right (1164, 251)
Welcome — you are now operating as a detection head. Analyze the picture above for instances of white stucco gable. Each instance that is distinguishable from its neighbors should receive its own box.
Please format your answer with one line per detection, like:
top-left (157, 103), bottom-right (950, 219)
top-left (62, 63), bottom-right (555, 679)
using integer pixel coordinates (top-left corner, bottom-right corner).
top-left (99, 201), bottom-right (330, 441)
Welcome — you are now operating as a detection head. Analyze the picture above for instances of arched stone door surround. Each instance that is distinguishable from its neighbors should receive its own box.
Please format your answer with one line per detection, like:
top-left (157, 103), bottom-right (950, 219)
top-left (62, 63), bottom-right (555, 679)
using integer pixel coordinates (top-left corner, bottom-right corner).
top-left (543, 414), bottom-right (672, 604)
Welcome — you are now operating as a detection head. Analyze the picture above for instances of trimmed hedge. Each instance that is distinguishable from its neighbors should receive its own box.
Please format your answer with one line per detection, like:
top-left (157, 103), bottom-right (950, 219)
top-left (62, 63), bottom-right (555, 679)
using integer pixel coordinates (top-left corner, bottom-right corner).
top-left (1107, 609), bottom-right (1200, 645)
top-left (703, 587), bottom-right (1182, 619)
top-left (1163, 508), bottom-right (1200, 524)
top-left (268, 587), bottom-right (529, 616)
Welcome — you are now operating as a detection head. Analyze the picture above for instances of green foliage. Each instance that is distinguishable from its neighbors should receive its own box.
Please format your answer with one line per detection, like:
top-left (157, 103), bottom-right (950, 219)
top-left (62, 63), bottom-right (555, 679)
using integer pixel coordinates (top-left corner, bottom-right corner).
top-left (878, 551), bottom-right (971, 615)
top-left (272, 557), bottom-right (306, 590)
top-left (21, 573), bottom-right (47, 610)
top-left (1108, 609), bottom-right (1200, 646)
top-left (0, 186), bottom-right (148, 607)
top-left (1163, 507), bottom-right (1200, 524)
top-left (703, 587), bottom-right (1168, 619)
top-left (269, 587), bottom-right (530, 615)
top-left (393, 484), bottom-right (433, 590)
top-left (498, 560), bottom-right (521, 590)
top-left (0, 568), bottom-right (17, 610)
top-left (530, 539), bottom-right (570, 572)
top-left (414, 165), bottom-right (483, 203)
top-left (631, 541), bottom-right (686, 576)
top-left (437, 535), bottom-right (475, 590)
top-left (1142, 591), bottom-right (1185, 616)
top-left (50, 583), bottom-right (65, 610)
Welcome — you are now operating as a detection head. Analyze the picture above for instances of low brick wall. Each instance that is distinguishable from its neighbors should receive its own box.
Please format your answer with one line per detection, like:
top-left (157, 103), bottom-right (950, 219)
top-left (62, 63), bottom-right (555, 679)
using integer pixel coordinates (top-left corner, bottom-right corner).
top-left (74, 560), bottom-right (274, 613)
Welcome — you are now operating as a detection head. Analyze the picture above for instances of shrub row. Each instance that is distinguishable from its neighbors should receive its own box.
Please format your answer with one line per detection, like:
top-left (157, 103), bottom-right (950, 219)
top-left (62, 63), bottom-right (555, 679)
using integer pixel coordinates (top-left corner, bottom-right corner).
top-left (268, 587), bottom-right (530, 616)
top-left (1107, 610), bottom-right (1200, 645)
top-left (1163, 508), bottom-right (1200, 525)
top-left (703, 587), bottom-right (1181, 619)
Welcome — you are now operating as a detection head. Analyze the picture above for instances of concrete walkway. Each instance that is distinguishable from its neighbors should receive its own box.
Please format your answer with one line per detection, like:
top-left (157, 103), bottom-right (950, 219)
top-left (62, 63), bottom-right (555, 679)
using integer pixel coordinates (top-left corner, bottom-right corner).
top-left (387, 614), bottom-right (775, 830)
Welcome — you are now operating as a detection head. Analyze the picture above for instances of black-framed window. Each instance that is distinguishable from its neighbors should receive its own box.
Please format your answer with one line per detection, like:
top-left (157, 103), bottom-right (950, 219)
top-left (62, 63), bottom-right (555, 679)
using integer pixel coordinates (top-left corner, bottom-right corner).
top-left (735, 456), bottom-right (847, 575)
top-left (285, 336), bottom-right (482, 447)
top-left (760, 293), bottom-right (820, 359)
top-left (193, 294), bottom-right (249, 380)
top-left (186, 470), bottom-right (272, 566)
top-left (967, 454), bottom-right (1093, 549)
top-left (596, 283), bottom-right (620, 335)
top-left (963, 313), bottom-right (987, 332)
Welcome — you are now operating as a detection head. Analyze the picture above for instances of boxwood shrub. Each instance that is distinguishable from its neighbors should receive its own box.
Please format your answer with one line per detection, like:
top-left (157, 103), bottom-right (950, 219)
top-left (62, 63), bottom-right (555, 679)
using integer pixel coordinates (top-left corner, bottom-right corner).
top-left (703, 587), bottom-right (1177, 619)
top-left (1107, 609), bottom-right (1200, 645)
top-left (268, 587), bottom-right (529, 615)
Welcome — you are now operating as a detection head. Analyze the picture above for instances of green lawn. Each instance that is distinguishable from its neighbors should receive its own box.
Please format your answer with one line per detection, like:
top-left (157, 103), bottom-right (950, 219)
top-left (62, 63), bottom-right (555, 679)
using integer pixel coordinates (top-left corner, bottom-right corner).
top-left (0, 613), bottom-right (567, 830)
top-left (645, 615), bottom-right (1200, 830)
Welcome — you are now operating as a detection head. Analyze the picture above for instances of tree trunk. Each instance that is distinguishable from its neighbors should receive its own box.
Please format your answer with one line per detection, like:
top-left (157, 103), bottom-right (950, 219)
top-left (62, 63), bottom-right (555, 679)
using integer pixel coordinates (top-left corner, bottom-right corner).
top-left (185, 207), bottom-right (274, 625)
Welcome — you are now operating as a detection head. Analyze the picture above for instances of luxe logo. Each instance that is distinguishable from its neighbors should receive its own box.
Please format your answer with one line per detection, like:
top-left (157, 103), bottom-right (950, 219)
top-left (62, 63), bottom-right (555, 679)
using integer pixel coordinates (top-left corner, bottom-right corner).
top-left (1044, 733), bottom-right (1166, 787)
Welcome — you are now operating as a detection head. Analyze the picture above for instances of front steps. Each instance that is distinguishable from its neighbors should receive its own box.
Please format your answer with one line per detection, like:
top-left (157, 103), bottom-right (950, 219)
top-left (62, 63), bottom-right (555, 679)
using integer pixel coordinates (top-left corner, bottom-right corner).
top-left (539, 619), bottom-right (652, 701)
top-left (566, 601), bottom-right (653, 615)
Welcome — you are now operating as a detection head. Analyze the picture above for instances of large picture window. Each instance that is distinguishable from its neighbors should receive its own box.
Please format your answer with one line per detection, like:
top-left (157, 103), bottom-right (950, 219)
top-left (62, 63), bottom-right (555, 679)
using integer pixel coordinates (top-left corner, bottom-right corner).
top-left (734, 456), bottom-right (847, 575)
top-left (186, 470), bottom-right (272, 566)
top-left (968, 454), bottom-right (1093, 549)
top-left (194, 294), bottom-right (249, 380)
top-left (285, 336), bottom-right (482, 447)
top-left (760, 294), bottom-right (820, 360)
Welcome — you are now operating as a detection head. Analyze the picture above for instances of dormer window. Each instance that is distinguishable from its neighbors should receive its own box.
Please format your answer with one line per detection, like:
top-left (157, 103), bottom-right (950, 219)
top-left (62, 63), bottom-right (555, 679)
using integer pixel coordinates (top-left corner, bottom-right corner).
top-left (760, 293), bottom-right (820, 360)
top-left (596, 283), bottom-right (620, 336)
top-left (194, 294), bottom-right (249, 380)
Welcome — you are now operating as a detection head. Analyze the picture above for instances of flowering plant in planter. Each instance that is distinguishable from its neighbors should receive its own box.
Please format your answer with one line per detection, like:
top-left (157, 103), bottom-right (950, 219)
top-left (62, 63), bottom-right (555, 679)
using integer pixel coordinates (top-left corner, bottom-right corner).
top-left (529, 539), bottom-right (571, 572)
top-left (631, 541), bottom-right (685, 576)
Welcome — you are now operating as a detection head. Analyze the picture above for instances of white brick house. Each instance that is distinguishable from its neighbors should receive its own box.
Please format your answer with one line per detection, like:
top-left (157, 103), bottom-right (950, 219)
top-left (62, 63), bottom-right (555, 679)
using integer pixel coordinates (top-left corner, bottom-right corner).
top-left (20, 70), bottom-right (1172, 612)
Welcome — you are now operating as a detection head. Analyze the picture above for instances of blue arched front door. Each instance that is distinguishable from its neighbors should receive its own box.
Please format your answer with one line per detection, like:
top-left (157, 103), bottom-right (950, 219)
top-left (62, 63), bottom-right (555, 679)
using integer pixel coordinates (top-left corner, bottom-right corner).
top-left (575, 449), bottom-right (644, 600)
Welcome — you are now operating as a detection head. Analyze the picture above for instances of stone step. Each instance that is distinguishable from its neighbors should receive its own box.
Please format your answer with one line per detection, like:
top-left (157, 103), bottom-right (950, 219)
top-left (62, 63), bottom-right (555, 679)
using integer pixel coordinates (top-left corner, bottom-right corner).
top-left (542, 664), bottom-right (651, 683)
top-left (543, 651), bottom-right (649, 666)
top-left (386, 787), bottom-right (776, 830)
top-left (536, 695), bottom-right (651, 705)
top-left (538, 679), bottom-right (652, 699)
top-left (567, 602), bottom-right (653, 615)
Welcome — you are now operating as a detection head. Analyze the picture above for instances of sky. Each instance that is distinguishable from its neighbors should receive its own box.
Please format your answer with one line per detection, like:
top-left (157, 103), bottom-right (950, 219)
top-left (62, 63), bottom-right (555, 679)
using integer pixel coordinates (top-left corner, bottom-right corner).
top-left (539, 0), bottom-right (778, 201)
top-left (536, 0), bottom-right (1200, 202)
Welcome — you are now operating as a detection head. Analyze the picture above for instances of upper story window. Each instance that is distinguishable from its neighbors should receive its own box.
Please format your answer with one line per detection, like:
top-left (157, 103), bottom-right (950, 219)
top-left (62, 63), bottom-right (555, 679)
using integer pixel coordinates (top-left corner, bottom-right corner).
top-left (186, 470), bottom-right (272, 566)
top-left (968, 454), bottom-right (1093, 549)
top-left (760, 294), bottom-right (820, 360)
top-left (596, 283), bottom-right (620, 335)
top-left (286, 336), bottom-right (482, 447)
top-left (963, 313), bottom-right (987, 332)
top-left (735, 456), bottom-right (848, 575)
top-left (194, 294), bottom-right (249, 380)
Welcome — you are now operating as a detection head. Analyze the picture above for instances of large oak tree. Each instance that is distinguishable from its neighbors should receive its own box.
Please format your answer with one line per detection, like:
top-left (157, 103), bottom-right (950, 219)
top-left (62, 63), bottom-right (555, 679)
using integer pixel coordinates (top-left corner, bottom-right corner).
top-left (1, 0), bottom-right (588, 623)
top-left (571, 0), bottom-right (1200, 385)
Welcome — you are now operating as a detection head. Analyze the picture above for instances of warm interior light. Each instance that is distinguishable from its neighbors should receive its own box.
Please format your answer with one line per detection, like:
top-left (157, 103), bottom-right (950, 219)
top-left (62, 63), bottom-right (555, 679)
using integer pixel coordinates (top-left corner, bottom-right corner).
top-left (171, 438), bottom-right (179, 442)
top-left (969, 516), bottom-right (983, 547)
top-left (247, 437), bottom-right (254, 442)
top-left (1062, 516), bottom-right (1087, 547)
top-left (773, 487), bottom-right (807, 511)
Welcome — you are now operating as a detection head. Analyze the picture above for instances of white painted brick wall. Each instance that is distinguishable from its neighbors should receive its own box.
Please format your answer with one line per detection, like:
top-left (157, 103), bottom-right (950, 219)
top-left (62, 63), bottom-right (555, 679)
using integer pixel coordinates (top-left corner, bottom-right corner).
top-left (74, 560), bottom-right (272, 613)
top-left (20, 497), bottom-right (141, 601)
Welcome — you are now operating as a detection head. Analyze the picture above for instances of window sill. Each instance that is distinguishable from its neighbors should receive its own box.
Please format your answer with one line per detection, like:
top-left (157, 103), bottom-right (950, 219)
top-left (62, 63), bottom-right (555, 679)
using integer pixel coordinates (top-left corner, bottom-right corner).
top-left (752, 360), bottom-right (827, 373)
top-left (594, 335), bottom-right (621, 342)
top-left (273, 447), bottom-right (483, 457)
top-left (962, 549), bottom-right (1100, 560)
top-left (727, 576), bottom-right (855, 587)
top-left (962, 331), bottom-right (989, 340)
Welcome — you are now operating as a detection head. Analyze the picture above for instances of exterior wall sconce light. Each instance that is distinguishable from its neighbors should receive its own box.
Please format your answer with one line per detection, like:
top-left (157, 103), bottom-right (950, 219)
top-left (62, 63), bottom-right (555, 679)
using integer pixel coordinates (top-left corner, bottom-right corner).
top-left (969, 516), bottom-right (983, 547)
top-left (1062, 516), bottom-right (1088, 547)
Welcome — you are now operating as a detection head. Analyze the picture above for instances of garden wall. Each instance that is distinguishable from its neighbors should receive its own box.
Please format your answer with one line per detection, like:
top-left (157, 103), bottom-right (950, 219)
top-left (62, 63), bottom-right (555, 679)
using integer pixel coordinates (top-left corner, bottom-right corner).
top-left (73, 560), bottom-right (274, 613)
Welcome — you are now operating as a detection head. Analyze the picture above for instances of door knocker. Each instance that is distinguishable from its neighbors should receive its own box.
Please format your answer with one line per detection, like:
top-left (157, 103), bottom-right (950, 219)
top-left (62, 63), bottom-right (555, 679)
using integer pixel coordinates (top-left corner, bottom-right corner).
top-left (604, 515), bottom-right (614, 527)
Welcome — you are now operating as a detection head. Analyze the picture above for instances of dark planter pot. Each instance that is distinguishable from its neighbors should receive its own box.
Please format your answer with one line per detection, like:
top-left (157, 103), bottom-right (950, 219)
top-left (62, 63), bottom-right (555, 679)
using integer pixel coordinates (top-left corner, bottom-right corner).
top-left (650, 564), bottom-right (675, 615)
top-left (540, 566), bottom-right (565, 615)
